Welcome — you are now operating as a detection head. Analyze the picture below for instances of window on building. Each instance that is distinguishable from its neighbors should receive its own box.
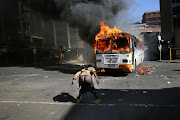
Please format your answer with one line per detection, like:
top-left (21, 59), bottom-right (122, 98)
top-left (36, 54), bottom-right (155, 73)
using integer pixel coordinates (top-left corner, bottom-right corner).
top-left (173, 7), bottom-right (176, 15)
top-left (174, 0), bottom-right (180, 3)
top-left (148, 13), bottom-right (156, 15)
top-left (32, 38), bottom-right (44, 48)
top-left (173, 16), bottom-right (180, 28)
top-left (173, 0), bottom-right (180, 3)
top-left (148, 18), bottom-right (156, 21)
top-left (176, 6), bottom-right (180, 14)
top-left (173, 6), bottom-right (180, 15)
top-left (148, 23), bottom-right (157, 25)
top-left (157, 17), bottom-right (161, 20)
top-left (158, 22), bottom-right (161, 25)
top-left (178, 17), bottom-right (180, 27)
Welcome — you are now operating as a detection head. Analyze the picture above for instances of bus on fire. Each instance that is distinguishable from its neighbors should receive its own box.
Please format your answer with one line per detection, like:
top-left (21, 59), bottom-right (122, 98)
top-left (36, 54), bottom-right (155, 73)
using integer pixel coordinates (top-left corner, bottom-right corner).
top-left (94, 22), bottom-right (144, 72)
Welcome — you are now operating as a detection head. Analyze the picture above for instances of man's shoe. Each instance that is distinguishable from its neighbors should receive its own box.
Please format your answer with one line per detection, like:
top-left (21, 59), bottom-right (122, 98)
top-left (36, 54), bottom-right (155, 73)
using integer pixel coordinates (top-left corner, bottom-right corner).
top-left (76, 97), bottom-right (82, 103)
top-left (95, 99), bottom-right (101, 104)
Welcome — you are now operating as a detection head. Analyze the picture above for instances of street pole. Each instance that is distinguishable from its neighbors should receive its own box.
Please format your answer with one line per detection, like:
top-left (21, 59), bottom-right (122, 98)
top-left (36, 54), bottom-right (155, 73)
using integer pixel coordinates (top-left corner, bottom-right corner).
top-left (155, 25), bottom-right (162, 61)
top-left (170, 47), bottom-right (172, 62)
top-left (159, 40), bottom-right (161, 61)
top-left (158, 35), bottom-right (162, 61)
top-left (77, 50), bottom-right (79, 64)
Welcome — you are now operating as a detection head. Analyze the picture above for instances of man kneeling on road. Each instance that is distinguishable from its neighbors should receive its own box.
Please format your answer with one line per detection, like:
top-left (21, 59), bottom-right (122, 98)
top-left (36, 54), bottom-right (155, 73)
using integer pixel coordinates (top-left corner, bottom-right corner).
top-left (72, 64), bottom-right (101, 104)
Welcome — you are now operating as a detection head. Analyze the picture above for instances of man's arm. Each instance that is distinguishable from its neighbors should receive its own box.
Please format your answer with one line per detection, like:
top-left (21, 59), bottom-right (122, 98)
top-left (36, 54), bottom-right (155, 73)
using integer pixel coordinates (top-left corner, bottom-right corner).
top-left (72, 71), bottom-right (81, 85)
top-left (89, 67), bottom-right (99, 85)
top-left (93, 71), bottom-right (99, 85)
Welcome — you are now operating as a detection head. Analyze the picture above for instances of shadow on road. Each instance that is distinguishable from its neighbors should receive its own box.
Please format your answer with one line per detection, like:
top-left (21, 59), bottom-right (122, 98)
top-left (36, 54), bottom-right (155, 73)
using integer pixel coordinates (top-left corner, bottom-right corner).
top-left (40, 64), bottom-right (87, 74)
top-left (41, 64), bottom-right (130, 77)
top-left (53, 92), bottom-right (76, 103)
top-left (55, 87), bottom-right (180, 120)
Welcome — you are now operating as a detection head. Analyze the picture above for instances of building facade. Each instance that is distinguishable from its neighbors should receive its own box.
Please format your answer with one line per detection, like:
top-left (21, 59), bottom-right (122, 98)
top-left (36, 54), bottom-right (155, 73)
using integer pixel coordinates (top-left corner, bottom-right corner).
top-left (0, 0), bottom-right (85, 65)
top-left (160, 0), bottom-right (180, 48)
top-left (142, 10), bottom-right (161, 27)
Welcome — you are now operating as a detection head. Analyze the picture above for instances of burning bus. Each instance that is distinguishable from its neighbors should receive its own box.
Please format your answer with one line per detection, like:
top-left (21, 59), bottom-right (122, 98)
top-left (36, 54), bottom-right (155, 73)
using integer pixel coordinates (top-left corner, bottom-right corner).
top-left (93, 22), bottom-right (144, 72)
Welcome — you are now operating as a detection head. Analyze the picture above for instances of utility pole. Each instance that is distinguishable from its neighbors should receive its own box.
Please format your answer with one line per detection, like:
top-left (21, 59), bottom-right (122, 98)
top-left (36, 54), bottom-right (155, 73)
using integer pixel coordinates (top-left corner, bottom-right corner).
top-left (158, 35), bottom-right (162, 61)
top-left (67, 23), bottom-right (71, 49)
top-left (53, 20), bottom-right (57, 49)
top-left (154, 25), bottom-right (163, 61)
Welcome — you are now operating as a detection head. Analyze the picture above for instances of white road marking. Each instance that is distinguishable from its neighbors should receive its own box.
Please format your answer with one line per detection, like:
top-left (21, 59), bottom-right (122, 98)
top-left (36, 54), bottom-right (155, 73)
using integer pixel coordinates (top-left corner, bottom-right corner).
top-left (0, 74), bottom-right (39, 77)
top-left (13, 74), bottom-right (39, 77)
top-left (0, 77), bottom-right (26, 84)
top-left (0, 100), bottom-right (179, 107)
top-left (0, 74), bottom-right (39, 84)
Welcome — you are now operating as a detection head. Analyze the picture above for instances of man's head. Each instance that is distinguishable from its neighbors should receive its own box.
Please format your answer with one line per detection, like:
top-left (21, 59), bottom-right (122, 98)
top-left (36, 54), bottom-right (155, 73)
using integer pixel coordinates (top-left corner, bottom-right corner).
top-left (88, 63), bottom-right (95, 68)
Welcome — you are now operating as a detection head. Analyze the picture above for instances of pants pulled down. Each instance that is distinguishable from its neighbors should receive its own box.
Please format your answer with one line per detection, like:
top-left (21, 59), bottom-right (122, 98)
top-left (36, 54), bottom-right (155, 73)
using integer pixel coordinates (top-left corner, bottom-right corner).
top-left (77, 75), bottom-right (98, 99)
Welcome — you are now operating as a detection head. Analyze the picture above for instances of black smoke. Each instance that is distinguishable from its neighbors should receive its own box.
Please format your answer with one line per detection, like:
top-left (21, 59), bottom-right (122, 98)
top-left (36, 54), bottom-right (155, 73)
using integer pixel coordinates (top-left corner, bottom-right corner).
top-left (23, 0), bottom-right (134, 43)
top-left (55, 0), bottom-right (132, 43)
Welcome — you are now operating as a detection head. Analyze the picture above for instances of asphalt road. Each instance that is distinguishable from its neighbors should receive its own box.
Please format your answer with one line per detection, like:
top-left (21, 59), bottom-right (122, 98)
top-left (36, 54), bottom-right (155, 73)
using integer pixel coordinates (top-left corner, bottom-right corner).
top-left (0, 61), bottom-right (180, 120)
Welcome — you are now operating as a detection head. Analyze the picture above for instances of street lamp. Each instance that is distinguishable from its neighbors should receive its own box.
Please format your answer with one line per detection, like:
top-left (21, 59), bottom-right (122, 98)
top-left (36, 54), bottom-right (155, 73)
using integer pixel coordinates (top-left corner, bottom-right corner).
top-left (153, 25), bottom-right (163, 61)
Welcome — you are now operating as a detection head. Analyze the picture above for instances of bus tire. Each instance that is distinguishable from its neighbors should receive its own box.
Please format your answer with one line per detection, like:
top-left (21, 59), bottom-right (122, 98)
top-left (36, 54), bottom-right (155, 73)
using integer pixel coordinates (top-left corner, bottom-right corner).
top-left (135, 59), bottom-right (137, 70)
top-left (133, 59), bottom-right (137, 73)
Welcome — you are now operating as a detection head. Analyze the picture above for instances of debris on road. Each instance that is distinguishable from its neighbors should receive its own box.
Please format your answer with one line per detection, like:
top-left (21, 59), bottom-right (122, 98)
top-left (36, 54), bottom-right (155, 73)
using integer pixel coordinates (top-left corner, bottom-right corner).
top-left (118, 99), bottom-right (123, 101)
top-left (158, 75), bottom-right (171, 79)
top-left (152, 67), bottom-right (156, 69)
top-left (44, 76), bottom-right (48, 78)
top-left (100, 93), bottom-right (105, 95)
top-left (143, 91), bottom-right (147, 94)
top-left (121, 90), bottom-right (128, 92)
top-left (136, 66), bottom-right (152, 75)
top-left (167, 81), bottom-right (171, 85)
top-left (50, 112), bottom-right (55, 115)
top-left (135, 74), bottom-right (139, 77)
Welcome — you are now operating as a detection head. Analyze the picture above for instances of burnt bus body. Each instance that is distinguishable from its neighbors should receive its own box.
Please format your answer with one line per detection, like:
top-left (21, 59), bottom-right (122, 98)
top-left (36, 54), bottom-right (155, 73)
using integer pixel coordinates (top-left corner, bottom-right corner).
top-left (95, 33), bottom-right (144, 72)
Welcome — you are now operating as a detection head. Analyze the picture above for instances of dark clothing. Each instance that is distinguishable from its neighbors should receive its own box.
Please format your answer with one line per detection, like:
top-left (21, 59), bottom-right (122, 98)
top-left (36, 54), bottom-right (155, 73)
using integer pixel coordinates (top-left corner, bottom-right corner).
top-left (79, 82), bottom-right (95, 94)
top-left (79, 75), bottom-right (95, 94)
top-left (73, 67), bottom-right (99, 101)
top-left (77, 75), bottom-right (98, 99)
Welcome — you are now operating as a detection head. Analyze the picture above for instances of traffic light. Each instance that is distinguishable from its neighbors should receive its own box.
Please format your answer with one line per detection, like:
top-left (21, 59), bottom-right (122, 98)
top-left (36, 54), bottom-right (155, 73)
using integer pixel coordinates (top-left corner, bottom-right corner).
top-left (167, 41), bottom-right (172, 48)
top-left (59, 44), bottom-right (63, 51)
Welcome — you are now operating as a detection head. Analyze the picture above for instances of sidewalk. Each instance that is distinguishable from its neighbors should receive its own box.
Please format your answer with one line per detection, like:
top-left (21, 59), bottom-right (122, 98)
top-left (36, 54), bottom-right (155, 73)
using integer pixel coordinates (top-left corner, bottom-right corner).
top-left (158, 59), bottom-right (180, 63)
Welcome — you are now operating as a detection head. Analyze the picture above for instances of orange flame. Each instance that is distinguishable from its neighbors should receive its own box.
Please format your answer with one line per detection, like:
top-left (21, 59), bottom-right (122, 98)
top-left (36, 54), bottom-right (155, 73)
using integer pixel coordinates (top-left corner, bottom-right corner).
top-left (94, 22), bottom-right (131, 53)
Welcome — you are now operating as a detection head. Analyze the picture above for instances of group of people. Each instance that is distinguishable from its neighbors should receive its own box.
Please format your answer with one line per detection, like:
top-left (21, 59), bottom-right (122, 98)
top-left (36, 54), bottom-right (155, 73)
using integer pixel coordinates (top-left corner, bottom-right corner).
top-left (72, 63), bottom-right (101, 104)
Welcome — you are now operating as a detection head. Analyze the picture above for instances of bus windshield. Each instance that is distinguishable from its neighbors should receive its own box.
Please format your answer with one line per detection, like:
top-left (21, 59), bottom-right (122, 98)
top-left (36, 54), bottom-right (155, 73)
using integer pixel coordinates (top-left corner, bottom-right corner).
top-left (96, 37), bottom-right (131, 54)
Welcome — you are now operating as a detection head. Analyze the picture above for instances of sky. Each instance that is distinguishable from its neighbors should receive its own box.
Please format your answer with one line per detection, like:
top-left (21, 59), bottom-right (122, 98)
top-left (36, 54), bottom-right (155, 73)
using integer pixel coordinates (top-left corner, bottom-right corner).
top-left (128, 0), bottom-right (160, 22)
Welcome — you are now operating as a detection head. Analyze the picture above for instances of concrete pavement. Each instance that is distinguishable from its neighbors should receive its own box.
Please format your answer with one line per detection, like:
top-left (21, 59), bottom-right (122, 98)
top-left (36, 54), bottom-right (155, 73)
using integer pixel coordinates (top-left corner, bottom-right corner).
top-left (0, 61), bottom-right (180, 120)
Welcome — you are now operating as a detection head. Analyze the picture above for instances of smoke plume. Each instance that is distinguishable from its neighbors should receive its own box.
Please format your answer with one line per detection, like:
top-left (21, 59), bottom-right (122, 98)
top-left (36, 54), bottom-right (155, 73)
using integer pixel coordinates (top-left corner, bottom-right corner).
top-left (55, 0), bottom-right (134, 43)
top-left (24, 0), bottom-right (134, 43)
